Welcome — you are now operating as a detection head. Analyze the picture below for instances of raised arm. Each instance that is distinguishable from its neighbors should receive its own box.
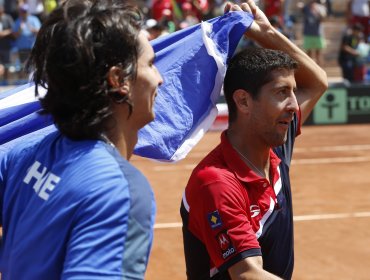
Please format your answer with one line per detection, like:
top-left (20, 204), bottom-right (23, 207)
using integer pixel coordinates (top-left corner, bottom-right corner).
top-left (226, 0), bottom-right (328, 124)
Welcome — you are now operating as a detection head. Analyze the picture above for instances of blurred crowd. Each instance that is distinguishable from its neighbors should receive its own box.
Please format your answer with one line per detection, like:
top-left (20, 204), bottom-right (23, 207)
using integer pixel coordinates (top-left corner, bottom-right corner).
top-left (0, 0), bottom-right (59, 84)
top-left (142, 0), bottom-right (293, 41)
top-left (0, 0), bottom-right (368, 85)
top-left (143, 0), bottom-right (369, 84)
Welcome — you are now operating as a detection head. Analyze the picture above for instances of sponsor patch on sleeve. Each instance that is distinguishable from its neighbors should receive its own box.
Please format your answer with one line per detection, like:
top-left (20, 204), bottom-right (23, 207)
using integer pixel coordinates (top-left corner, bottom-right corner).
top-left (216, 230), bottom-right (236, 259)
top-left (207, 210), bottom-right (223, 229)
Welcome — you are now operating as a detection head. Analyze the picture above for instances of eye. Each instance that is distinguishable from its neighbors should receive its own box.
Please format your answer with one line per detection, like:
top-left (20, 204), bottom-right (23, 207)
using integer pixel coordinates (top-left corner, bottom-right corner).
top-left (149, 56), bottom-right (156, 67)
top-left (278, 89), bottom-right (288, 96)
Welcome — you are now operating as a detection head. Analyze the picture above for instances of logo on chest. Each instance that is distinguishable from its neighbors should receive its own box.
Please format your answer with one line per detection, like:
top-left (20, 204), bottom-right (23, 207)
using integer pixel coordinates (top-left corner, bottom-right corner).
top-left (250, 204), bottom-right (261, 218)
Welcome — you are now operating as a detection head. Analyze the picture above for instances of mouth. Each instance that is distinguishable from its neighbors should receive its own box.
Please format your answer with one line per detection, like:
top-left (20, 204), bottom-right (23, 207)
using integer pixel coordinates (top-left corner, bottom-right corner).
top-left (277, 118), bottom-right (293, 128)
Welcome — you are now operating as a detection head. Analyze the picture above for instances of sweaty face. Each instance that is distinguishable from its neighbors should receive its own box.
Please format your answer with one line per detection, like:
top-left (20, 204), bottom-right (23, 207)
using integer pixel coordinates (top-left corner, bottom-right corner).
top-left (129, 31), bottom-right (163, 129)
top-left (249, 68), bottom-right (299, 147)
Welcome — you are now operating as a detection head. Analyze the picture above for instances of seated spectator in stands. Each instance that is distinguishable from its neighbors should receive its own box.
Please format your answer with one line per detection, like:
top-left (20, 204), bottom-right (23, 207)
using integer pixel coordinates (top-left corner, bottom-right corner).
top-left (144, 19), bottom-right (166, 40)
top-left (12, 4), bottom-right (41, 76)
top-left (347, 0), bottom-right (369, 42)
top-left (4, 0), bottom-right (18, 20)
top-left (0, 4), bottom-right (14, 84)
top-left (179, 2), bottom-right (199, 29)
top-left (338, 23), bottom-right (368, 83)
top-left (264, 0), bottom-right (284, 25)
top-left (268, 15), bottom-right (294, 40)
top-left (189, 0), bottom-right (209, 20)
top-left (28, 0), bottom-right (46, 23)
top-left (201, 0), bottom-right (222, 20)
top-left (152, 0), bottom-right (172, 21)
top-left (157, 8), bottom-right (176, 33)
top-left (44, 0), bottom-right (58, 15)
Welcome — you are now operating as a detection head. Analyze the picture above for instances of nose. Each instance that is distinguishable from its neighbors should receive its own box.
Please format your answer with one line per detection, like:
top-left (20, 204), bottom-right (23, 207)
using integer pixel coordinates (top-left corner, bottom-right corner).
top-left (155, 66), bottom-right (164, 87)
top-left (287, 92), bottom-right (299, 113)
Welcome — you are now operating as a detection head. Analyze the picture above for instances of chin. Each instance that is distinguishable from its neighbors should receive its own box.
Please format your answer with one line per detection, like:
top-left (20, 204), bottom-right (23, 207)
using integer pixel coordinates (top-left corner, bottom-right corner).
top-left (146, 113), bottom-right (155, 125)
top-left (271, 134), bottom-right (288, 147)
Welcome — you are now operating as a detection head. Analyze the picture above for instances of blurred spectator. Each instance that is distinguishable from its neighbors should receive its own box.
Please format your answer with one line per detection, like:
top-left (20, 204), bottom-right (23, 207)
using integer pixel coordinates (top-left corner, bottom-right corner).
top-left (264, 0), bottom-right (284, 25)
top-left (158, 8), bottom-right (176, 33)
top-left (44, 0), bottom-right (58, 15)
top-left (325, 0), bottom-right (333, 16)
top-left (179, 2), bottom-right (199, 29)
top-left (346, 0), bottom-right (369, 42)
top-left (27, 0), bottom-right (46, 22)
top-left (202, 0), bottom-right (222, 20)
top-left (12, 3), bottom-right (41, 75)
top-left (0, 4), bottom-right (14, 84)
top-left (4, 0), bottom-right (18, 20)
top-left (302, 0), bottom-right (327, 65)
top-left (152, 0), bottom-right (172, 21)
top-left (188, 0), bottom-right (209, 20)
top-left (269, 15), bottom-right (293, 39)
top-left (144, 18), bottom-right (167, 40)
top-left (338, 23), bottom-right (369, 83)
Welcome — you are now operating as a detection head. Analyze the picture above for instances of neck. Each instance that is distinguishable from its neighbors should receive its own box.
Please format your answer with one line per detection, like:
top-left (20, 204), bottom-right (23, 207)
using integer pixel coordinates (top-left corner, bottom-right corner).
top-left (105, 129), bottom-right (137, 160)
top-left (227, 127), bottom-right (271, 178)
top-left (233, 145), bottom-right (270, 179)
top-left (106, 103), bottom-right (140, 160)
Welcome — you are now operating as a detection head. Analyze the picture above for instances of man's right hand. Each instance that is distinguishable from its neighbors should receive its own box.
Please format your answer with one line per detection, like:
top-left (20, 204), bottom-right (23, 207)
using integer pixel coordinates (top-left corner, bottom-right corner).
top-left (224, 0), bottom-right (272, 39)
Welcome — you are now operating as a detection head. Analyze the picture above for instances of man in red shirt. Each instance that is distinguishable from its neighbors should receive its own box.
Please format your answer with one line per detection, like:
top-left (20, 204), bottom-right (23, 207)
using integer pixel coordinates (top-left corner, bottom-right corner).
top-left (181, 1), bottom-right (328, 279)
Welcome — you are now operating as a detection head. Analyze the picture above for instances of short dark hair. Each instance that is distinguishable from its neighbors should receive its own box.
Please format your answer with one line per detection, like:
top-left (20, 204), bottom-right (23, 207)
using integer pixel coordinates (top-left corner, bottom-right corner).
top-left (27, 0), bottom-right (143, 139)
top-left (223, 47), bottom-right (298, 123)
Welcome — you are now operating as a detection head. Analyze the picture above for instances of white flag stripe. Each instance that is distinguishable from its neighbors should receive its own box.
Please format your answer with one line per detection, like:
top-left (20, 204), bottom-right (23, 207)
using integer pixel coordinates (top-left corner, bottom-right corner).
top-left (0, 85), bottom-right (46, 110)
top-left (169, 21), bottom-right (226, 162)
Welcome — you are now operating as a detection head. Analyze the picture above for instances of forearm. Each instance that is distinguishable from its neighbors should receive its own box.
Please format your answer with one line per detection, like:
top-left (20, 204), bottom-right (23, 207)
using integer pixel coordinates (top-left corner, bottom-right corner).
top-left (246, 23), bottom-right (328, 123)
top-left (227, 0), bottom-right (328, 123)
top-left (342, 44), bottom-right (358, 56)
top-left (230, 268), bottom-right (283, 280)
top-left (229, 256), bottom-right (283, 280)
top-left (246, 25), bottom-right (327, 95)
top-left (0, 29), bottom-right (12, 38)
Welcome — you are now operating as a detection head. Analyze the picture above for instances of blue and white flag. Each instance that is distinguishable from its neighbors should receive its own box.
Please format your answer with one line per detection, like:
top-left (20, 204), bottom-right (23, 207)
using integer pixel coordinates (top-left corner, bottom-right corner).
top-left (0, 11), bottom-right (253, 161)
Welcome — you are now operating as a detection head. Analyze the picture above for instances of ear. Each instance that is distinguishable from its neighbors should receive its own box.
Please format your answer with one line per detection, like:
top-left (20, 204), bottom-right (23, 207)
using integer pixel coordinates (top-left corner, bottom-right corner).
top-left (107, 66), bottom-right (130, 96)
top-left (233, 89), bottom-right (251, 114)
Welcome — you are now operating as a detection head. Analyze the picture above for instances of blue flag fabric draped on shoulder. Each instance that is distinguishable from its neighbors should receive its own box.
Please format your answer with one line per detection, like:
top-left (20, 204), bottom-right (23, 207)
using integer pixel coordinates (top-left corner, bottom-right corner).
top-left (137, 11), bottom-right (253, 161)
top-left (0, 11), bottom-right (253, 161)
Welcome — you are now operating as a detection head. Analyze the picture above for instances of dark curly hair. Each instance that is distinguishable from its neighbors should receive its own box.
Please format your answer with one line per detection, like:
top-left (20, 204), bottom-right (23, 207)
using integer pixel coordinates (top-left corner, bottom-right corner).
top-left (27, 0), bottom-right (143, 139)
top-left (224, 47), bottom-right (298, 123)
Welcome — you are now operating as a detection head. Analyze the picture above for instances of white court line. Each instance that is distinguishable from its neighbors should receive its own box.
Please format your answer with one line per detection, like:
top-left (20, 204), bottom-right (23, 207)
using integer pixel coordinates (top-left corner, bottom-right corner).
top-left (153, 156), bottom-right (370, 171)
top-left (154, 211), bottom-right (370, 229)
top-left (294, 144), bottom-right (370, 153)
top-left (186, 144), bottom-right (370, 158)
top-left (291, 156), bottom-right (370, 165)
top-left (154, 164), bottom-right (195, 171)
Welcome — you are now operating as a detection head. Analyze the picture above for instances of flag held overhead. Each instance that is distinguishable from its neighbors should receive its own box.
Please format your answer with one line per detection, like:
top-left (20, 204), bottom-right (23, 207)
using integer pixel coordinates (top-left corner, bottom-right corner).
top-left (0, 11), bottom-right (253, 161)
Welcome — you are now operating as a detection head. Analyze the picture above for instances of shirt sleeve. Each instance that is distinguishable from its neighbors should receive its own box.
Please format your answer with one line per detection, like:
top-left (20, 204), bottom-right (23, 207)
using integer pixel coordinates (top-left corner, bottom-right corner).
top-left (61, 176), bottom-right (130, 279)
top-left (188, 171), bottom-right (261, 272)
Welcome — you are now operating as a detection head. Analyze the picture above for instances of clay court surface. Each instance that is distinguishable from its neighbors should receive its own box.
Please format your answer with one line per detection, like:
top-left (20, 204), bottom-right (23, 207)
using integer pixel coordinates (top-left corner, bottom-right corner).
top-left (131, 123), bottom-right (370, 280)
